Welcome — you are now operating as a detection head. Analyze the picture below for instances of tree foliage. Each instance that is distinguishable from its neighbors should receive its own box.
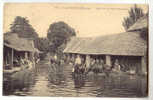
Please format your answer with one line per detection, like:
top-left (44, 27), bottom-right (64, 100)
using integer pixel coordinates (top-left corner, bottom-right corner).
top-left (122, 5), bottom-right (144, 31)
top-left (34, 37), bottom-right (50, 52)
top-left (10, 16), bottom-right (38, 39)
top-left (47, 21), bottom-right (76, 52)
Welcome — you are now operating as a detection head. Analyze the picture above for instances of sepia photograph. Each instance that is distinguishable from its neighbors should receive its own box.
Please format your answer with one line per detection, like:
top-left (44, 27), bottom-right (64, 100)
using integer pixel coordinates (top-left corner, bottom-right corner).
top-left (3, 3), bottom-right (148, 97)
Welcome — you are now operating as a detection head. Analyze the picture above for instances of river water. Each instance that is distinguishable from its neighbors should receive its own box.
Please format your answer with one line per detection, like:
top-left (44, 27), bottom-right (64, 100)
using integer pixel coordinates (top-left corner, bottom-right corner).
top-left (3, 59), bottom-right (148, 97)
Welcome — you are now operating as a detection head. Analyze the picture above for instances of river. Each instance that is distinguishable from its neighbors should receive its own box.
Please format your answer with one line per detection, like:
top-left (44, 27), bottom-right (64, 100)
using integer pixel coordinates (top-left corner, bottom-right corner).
top-left (3, 59), bottom-right (147, 97)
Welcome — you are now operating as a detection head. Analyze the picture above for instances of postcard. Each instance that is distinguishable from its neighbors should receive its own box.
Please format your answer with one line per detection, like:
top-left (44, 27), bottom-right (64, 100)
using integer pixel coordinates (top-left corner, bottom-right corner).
top-left (3, 3), bottom-right (148, 97)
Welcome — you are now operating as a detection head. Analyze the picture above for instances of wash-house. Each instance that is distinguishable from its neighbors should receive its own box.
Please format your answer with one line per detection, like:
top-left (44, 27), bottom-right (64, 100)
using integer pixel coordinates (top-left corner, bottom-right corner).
top-left (63, 15), bottom-right (148, 74)
top-left (3, 33), bottom-right (39, 70)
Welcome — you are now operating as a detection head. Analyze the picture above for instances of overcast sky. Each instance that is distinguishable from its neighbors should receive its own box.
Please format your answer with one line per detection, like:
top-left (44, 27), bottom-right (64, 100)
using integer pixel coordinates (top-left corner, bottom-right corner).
top-left (3, 3), bottom-right (148, 37)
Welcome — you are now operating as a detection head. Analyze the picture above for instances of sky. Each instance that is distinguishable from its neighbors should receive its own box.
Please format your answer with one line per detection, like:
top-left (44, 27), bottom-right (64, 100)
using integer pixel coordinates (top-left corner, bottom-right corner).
top-left (3, 3), bottom-right (148, 37)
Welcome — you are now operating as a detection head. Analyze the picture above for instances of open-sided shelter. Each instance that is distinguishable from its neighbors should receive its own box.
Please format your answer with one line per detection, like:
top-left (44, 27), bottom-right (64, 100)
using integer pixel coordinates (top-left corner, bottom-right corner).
top-left (3, 33), bottom-right (39, 69)
top-left (64, 15), bottom-right (148, 74)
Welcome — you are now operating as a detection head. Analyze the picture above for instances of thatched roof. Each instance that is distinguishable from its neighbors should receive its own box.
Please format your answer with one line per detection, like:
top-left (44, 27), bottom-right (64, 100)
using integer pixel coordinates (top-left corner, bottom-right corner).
top-left (128, 15), bottom-right (148, 31)
top-left (4, 33), bottom-right (39, 52)
top-left (63, 32), bottom-right (147, 56)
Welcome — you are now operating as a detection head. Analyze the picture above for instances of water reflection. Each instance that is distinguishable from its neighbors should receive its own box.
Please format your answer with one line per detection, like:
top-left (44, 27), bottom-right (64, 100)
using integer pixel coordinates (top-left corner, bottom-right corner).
top-left (3, 63), bottom-right (147, 97)
top-left (73, 74), bottom-right (85, 88)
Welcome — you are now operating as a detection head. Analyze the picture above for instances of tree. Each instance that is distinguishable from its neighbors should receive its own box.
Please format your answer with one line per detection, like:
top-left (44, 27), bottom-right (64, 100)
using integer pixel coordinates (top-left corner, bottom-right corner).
top-left (34, 37), bottom-right (50, 52)
top-left (47, 21), bottom-right (76, 52)
top-left (122, 5), bottom-right (144, 31)
top-left (10, 16), bottom-right (38, 39)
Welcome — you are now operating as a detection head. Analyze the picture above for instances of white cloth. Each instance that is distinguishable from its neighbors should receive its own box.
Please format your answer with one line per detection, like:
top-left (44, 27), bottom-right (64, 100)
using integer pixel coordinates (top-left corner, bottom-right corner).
top-left (28, 61), bottom-right (33, 70)
top-left (75, 57), bottom-right (81, 65)
top-left (86, 56), bottom-right (90, 68)
top-left (72, 68), bottom-right (75, 72)
top-left (36, 58), bottom-right (40, 63)
top-left (21, 59), bottom-right (25, 64)
top-left (54, 55), bottom-right (57, 60)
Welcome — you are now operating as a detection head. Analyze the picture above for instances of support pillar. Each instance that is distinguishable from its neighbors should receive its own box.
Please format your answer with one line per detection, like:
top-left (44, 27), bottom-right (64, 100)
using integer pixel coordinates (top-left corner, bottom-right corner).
top-left (29, 39), bottom-right (35, 61)
top-left (106, 55), bottom-right (111, 66)
top-left (25, 52), bottom-right (28, 59)
top-left (10, 48), bottom-right (14, 92)
top-left (11, 48), bottom-right (14, 69)
top-left (141, 56), bottom-right (147, 74)
top-left (67, 54), bottom-right (70, 63)
top-left (30, 52), bottom-right (34, 61)
top-left (86, 55), bottom-right (90, 68)
top-left (31, 52), bottom-right (35, 68)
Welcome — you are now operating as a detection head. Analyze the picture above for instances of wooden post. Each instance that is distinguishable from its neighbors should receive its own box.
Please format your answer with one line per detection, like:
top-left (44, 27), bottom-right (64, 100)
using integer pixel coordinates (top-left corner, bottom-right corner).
top-left (30, 52), bottom-right (34, 61)
top-left (32, 52), bottom-right (35, 68)
top-left (8, 50), bottom-right (11, 67)
top-left (141, 56), bottom-right (146, 74)
top-left (106, 55), bottom-right (111, 66)
top-left (67, 54), bottom-right (70, 62)
top-left (10, 48), bottom-right (14, 92)
top-left (11, 48), bottom-right (14, 69)
top-left (30, 39), bottom-right (35, 61)
top-left (5, 52), bottom-right (8, 66)
top-left (25, 52), bottom-right (28, 59)
top-left (86, 55), bottom-right (90, 68)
